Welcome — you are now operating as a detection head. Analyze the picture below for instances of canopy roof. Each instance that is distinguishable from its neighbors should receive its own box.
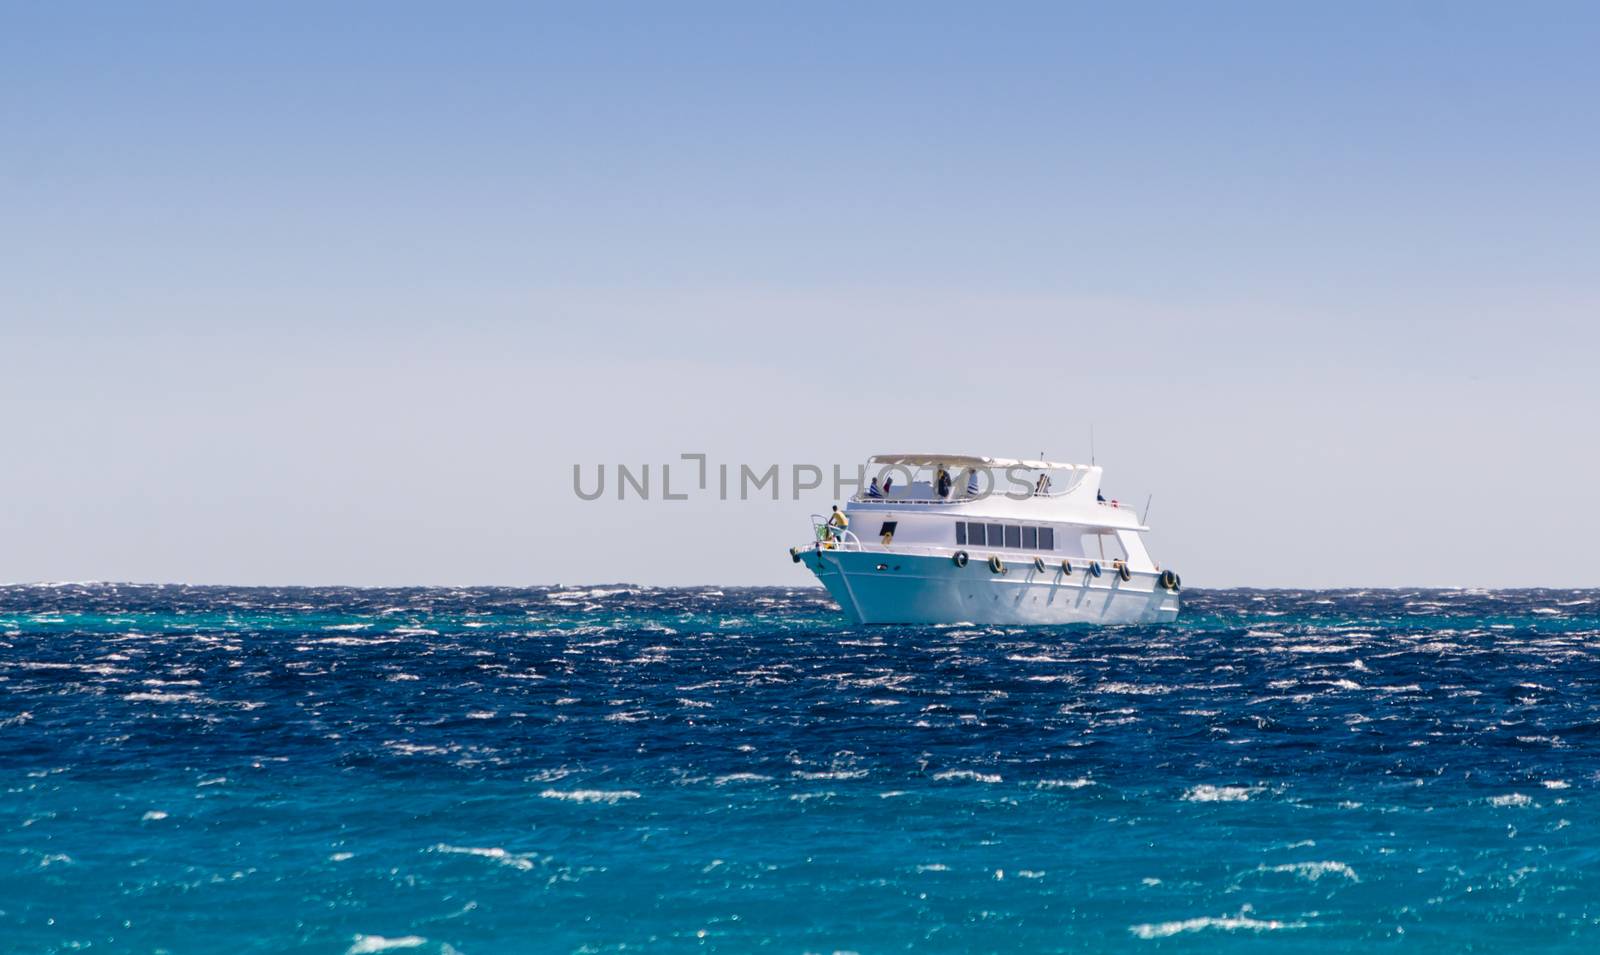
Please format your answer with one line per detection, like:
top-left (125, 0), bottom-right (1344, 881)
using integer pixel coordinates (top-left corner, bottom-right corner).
top-left (868, 453), bottom-right (1090, 471)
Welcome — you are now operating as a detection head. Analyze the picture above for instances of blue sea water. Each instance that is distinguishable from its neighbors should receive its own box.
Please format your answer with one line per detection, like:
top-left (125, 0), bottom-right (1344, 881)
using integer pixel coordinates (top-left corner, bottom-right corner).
top-left (2, 585), bottom-right (1599, 953)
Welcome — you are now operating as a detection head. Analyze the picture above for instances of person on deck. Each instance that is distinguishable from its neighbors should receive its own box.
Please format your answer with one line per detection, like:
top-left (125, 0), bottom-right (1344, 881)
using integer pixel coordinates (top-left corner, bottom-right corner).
top-left (827, 505), bottom-right (849, 537)
top-left (936, 468), bottom-right (952, 499)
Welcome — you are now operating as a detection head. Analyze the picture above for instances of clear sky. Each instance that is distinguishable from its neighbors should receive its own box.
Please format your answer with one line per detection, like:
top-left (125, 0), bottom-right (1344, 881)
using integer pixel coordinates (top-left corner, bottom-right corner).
top-left (4, 2), bottom-right (1597, 587)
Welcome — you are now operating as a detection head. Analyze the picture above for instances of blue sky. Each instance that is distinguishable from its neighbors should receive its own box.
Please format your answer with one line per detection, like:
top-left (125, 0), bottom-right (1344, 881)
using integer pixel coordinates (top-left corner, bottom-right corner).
top-left (4, 3), bottom-right (1597, 585)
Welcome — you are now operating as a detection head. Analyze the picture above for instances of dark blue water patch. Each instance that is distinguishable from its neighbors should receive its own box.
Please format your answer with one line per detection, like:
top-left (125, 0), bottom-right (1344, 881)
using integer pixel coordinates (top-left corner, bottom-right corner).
top-left (2, 585), bottom-right (1598, 953)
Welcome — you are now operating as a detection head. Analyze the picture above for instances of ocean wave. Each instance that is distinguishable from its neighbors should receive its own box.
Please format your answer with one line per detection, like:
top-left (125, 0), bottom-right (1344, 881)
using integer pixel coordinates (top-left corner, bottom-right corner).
top-left (431, 844), bottom-right (538, 871)
top-left (1130, 910), bottom-right (1305, 939)
top-left (1183, 785), bottom-right (1259, 802)
top-left (347, 935), bottom-right (427, 954)
top-left (1095, 682), bottom-right (1174, 695)
top-left (123, 691), bottom-right (202, 703)
top-left (793, 769), bottom-right (868, 780)
top-left (538, 789), bottom-right (641, 804)
top-left (1260, 860), bottom-right (1358, 882)
top-left (1036, 778), bottom-right (1095, 790)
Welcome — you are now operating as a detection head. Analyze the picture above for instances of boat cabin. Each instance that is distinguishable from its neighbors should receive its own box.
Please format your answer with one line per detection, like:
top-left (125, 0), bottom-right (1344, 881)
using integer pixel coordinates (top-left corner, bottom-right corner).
top-left (824, 453), bottom-right (1157, 572)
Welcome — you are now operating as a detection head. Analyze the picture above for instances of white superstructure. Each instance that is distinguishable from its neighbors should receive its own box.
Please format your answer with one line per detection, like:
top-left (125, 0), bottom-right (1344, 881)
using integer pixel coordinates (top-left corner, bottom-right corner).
top-left (791, 453), bottom-right (1181, 625)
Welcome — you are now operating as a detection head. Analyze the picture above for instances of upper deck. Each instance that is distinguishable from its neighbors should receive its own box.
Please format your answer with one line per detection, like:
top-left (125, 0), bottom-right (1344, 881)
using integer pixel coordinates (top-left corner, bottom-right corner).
top-left (848, 453), bottom-right (1144, 530)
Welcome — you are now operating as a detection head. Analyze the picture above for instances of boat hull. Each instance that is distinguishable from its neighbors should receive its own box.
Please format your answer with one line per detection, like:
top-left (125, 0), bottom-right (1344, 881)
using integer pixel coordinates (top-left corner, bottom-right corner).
top-left (799, 548), bottom-right (1180, 625)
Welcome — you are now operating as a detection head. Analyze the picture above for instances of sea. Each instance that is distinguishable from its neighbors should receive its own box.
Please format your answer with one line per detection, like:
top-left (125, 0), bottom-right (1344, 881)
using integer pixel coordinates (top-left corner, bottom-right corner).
top-left (2, 584), bottom-right (1598, 953)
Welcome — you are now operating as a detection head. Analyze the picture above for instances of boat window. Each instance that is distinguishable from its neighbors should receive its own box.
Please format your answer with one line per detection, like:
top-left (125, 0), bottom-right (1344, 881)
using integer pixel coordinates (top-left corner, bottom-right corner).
top-left (1080, 531), bottom-right (1127, 562)
top-left (878, 521), bottom-right (897, 536)
top-left (967, 522), bottom-right (985, 546)
top-left (955, 522), bottom-right (967, 545)
top-left (1022, 526), bottom-right (1038, 550)
top-left (1003, 525), bottom-right (1021, 549)
top-left (986, 524), bottom-right (1004, 548)
top-left (1039, 527), bottom-right (1055, 550)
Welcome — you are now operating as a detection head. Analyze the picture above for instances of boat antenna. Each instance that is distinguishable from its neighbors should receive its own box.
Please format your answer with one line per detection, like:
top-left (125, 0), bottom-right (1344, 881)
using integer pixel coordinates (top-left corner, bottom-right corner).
top-left (1143, 493), bottom-right (1153, 525)
top-left (1090, 426), bottom-right (1096, 466)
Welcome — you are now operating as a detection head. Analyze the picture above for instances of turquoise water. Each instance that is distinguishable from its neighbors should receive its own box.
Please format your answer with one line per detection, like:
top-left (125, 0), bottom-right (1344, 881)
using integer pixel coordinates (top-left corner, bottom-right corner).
top-left (2, 585), bottom-right (1598, 952)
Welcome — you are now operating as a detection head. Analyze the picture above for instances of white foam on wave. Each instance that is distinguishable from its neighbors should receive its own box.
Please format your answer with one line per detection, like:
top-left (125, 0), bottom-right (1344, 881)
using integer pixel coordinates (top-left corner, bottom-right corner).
top-left (347, 935), bottom-right (427, 954)
top-left (793, 769), bottom-right (868, 781)
top-left (1130, 910), bottom-right (1304, 939)
top-left (548, 586), bottom-right (637, 605)
top-left (1183, 785), bottom-right (1259, 803)
top-left (314, 636), bottom-right (401, 647)
top-left (539, 789), bottom-right (641, 804)
top-left (1095, 682), bottom-right (1173, 695)
top-left (933, 770), bottom-right (1002, 784)
top-left (124, 691), bottom-right (201, 704)
top-left (1263, 861), bottom-right (1358, 882)
top-left (1036, 778), bottom-right (1096, 790)
top-left (384, 741), bottom-right (453, 757)
top-left (1489, 793), bottom-right (1533, 807)
top-left (17, 661), bottom-right (129, 676)
top-left (141, 810), bottom-right (168, 821)
top-left (1543, 780), bottom-right (1570, 790)
top-left (714, 773), bottom-right (772, 785)
top-left (432, 843), bottom-right (537, 871)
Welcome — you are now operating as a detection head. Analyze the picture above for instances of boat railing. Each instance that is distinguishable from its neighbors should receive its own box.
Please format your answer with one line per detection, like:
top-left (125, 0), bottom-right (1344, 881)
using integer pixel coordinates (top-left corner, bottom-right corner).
top-left (851, 487), bottom-right (1074, 504)
top-left (852, 493), bottom-right (965, 505)
top-left (809, 515), bottom-right (865, 551)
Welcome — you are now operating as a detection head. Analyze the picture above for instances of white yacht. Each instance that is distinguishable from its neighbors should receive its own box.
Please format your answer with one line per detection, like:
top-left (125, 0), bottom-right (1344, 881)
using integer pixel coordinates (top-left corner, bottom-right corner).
top-left (791, 453), bottom-right (1181, 625)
